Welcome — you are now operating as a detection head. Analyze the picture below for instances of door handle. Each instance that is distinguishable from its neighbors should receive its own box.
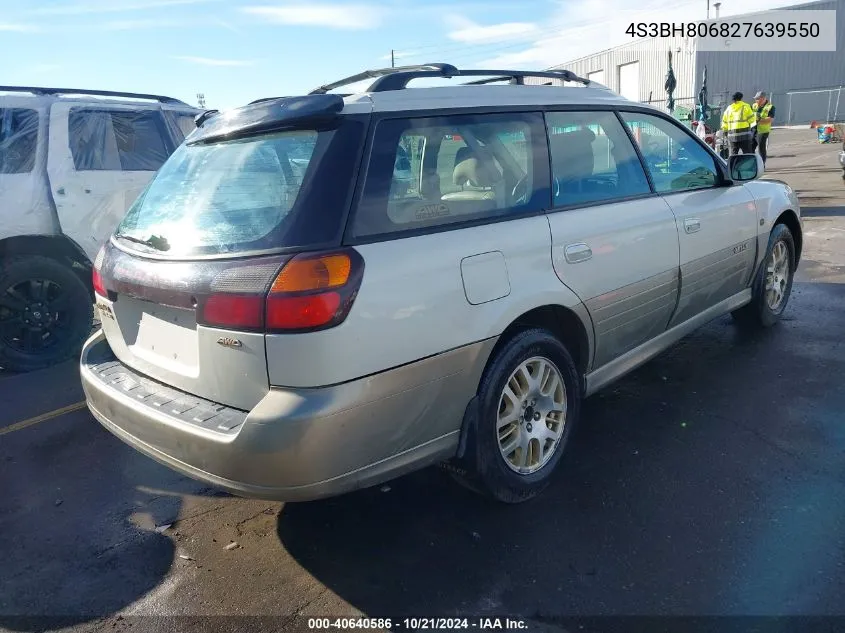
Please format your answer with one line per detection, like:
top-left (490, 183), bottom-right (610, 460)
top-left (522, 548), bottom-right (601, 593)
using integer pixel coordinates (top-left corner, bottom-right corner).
top-left (684, 218), bottom-right (701, 234)
top-left (564, 243), bottom-right (592, 264)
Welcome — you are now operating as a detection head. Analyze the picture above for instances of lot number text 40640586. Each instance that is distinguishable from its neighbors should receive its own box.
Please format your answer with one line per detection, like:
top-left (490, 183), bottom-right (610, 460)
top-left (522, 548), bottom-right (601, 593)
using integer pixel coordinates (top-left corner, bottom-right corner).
top-left (307, 618), bottom-right (528, 630)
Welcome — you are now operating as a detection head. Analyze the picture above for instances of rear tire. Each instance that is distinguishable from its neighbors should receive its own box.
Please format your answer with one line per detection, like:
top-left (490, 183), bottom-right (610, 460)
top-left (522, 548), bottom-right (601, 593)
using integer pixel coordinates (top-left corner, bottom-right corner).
top-left (457, 328), bottom-right (582, 504)
top-left (0, 256), bottom-right (93, 372)
top-left (731, 223), bottom-right (796, 329)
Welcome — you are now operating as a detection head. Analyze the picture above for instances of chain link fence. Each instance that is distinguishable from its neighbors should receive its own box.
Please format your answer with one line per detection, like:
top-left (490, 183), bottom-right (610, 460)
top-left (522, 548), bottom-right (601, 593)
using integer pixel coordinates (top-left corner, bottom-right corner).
top-left (638, 87), bottom-right (845, 128)
top-left (784, 88), bottom-right (844, 126)
top-left (639, 96), bottom-right (726, 130)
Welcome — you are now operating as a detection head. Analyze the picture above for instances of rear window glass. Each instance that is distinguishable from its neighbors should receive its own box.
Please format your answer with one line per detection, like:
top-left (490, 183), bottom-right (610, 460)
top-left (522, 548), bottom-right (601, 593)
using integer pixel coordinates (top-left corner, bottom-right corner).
top-left (115, 120), bottom-right (365, 257)
top-left (0, 108), bottom-right (38, 174)
top-left (68, 108), bottom-right (172, 172)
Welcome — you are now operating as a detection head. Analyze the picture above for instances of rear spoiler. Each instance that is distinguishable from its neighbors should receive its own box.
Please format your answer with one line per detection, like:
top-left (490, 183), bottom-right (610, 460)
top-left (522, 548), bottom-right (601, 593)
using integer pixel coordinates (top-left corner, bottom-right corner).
top-left (187, 95), bottom-right (344, 143)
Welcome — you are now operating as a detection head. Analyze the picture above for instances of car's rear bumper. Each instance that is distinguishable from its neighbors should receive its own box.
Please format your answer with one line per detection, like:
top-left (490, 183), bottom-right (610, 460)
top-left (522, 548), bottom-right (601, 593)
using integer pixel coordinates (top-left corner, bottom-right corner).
top-left (80, 330), bottom-right (493, 502)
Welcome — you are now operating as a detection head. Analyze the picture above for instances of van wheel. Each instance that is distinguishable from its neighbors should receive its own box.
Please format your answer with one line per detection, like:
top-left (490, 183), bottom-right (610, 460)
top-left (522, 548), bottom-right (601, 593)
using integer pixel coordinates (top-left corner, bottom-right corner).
top-left (0, 256), bottom-right (93, 372)
top-left (461, 328), bottom-right (581, 503)
top-left (732, 223), bottom-right (796, 328)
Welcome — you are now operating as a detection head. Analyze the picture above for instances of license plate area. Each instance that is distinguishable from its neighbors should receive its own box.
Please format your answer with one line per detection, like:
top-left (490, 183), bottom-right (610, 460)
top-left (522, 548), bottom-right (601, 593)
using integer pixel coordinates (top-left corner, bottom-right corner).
top-left (114, 296), bottom-right (200, 376)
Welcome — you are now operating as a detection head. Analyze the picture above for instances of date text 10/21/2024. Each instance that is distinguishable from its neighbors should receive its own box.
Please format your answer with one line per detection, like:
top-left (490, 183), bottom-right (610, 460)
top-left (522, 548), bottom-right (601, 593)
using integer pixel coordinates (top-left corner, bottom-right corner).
top-left (307, 618), bottom-right (529, 630)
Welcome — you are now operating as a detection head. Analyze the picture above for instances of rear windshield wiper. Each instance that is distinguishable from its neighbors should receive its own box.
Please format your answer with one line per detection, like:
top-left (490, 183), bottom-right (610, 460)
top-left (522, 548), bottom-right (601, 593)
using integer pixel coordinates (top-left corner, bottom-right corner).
top-left (115, 233), bottom-right (171, 252)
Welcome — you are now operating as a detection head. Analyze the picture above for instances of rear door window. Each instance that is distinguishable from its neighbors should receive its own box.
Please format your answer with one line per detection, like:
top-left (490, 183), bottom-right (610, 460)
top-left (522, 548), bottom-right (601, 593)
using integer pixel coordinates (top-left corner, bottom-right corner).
top-left (0, 108), bottom-right (38, 174)
top-left (351, 112), bottom-right (549, 239)
top-left (546, 111), bottom-right (651, 207)
top-left (68, 108), bottom-right (172, 171)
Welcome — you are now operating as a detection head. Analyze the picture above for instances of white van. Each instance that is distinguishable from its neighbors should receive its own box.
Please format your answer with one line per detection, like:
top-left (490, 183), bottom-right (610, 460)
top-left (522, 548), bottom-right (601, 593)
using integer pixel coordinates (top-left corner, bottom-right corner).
top-left (0, 86), bottom-right (199, 371)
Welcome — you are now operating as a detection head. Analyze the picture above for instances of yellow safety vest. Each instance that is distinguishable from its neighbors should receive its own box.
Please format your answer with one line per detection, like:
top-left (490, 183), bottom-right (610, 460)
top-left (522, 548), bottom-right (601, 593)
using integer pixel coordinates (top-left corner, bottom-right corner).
top-left (753, 101), bottom-right (774, 134)
top-left (722, 101), bottom-right (755, 134)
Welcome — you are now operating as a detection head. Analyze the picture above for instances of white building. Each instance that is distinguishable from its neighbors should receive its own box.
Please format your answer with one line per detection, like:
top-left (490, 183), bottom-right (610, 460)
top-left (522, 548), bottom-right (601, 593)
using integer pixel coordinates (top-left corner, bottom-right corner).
top-left (533, 0), bottom-right (845, 124)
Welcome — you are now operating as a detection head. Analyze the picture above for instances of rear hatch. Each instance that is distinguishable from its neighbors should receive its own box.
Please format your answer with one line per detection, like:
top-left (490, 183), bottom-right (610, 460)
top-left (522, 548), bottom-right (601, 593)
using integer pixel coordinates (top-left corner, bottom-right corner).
top-left (93, 96), bottom-right (368, 411)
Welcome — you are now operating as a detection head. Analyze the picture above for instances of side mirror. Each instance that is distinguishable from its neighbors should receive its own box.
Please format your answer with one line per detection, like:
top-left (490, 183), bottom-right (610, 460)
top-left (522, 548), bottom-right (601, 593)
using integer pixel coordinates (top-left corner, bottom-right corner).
top-left (728, 153), bottom-right (764, 181)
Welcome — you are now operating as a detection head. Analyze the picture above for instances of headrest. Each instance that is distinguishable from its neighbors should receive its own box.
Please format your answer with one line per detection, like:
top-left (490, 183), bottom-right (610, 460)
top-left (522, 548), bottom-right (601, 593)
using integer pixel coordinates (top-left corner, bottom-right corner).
top-left (548, 128), bottom-right (596, 183)
top-left (453, 147), bottom-right (500, 187)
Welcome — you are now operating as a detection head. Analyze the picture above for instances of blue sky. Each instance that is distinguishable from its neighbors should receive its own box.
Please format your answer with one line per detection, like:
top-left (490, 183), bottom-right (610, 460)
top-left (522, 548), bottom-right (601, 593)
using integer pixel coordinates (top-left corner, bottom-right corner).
top-left (1, 0), bottom-right (791, 110)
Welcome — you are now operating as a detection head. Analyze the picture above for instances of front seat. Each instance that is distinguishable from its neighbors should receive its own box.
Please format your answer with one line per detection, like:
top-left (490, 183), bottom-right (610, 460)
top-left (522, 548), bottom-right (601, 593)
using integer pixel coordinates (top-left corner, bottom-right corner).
top-left (550, 128), bottom-right (596, 205)
top-left (442, 145), bottom-right (503, 205)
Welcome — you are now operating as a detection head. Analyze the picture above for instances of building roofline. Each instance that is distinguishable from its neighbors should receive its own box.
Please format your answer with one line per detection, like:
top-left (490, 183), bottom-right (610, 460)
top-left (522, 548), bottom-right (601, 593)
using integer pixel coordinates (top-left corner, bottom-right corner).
top-left (546, 0), bottom-right (837, 69)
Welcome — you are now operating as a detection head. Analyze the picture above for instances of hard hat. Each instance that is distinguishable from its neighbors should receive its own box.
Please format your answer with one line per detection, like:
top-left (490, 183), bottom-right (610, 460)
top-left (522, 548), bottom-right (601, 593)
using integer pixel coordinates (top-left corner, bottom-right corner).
top-left (754, 91), bottom-right (767, 99)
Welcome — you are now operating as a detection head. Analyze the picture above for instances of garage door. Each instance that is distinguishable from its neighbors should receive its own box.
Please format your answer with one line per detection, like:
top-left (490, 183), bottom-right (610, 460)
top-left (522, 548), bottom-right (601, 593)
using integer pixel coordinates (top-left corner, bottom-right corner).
top-left (618, 62), bottom-right (640, 102)
top-left (587, 69), bottom-right (605, 85)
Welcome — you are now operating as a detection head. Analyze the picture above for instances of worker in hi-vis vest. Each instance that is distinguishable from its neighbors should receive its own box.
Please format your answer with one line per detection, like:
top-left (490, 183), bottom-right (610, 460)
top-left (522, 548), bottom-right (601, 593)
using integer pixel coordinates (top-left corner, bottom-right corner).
top-left (721, 92), bottom-right (756, 156)
top-left (752, 90), bottom-right (775, 166)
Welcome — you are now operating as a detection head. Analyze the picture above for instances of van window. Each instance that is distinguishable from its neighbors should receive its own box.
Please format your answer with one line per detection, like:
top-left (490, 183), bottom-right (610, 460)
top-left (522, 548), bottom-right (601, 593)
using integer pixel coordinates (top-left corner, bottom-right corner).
top-left (0, 108), bottom-right (38, 174)
top-left (173, 113), bottom-right (198, 138)
top-left (352, 112), bottom-right (548, 239)
top-left (620, 111), bottom-right (718, 192)
top-left (546, 111), bottom-right (651, 207)
top-left (68, 108), bottom-right (171, 172)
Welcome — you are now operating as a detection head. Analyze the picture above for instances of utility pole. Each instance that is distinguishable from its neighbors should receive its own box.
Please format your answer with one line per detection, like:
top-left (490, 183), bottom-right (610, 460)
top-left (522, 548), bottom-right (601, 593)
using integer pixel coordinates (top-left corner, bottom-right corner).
top-left (391, 49), bottom-right (395, 68)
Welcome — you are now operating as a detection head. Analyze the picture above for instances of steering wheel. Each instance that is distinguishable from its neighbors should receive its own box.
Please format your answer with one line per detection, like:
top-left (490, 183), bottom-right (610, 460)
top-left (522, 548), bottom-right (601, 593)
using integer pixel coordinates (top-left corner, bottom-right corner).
top-left (512, 174), bottom-right (530, 205)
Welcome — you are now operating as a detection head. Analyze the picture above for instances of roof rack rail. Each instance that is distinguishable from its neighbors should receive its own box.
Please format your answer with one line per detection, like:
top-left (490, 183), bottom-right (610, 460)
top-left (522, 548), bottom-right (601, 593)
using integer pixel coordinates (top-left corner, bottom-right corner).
top-left (0, 85), bottom-right (190, 106)
top-left (308, 64), bottom-right (594, 94)
top-left (309, 63), bottom-right (458, 95)
top-left (461, 69), bottom-right (591, 86)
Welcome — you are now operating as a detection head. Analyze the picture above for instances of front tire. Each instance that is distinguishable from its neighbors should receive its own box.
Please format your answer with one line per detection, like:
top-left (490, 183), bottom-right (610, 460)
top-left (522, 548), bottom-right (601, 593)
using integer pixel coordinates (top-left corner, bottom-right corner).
top-left (460, 328), bottom-right (582, 503)
top-left (0, 256), bottom-right (93, 372)
top-left (732, 223), bottom-right (796, 328)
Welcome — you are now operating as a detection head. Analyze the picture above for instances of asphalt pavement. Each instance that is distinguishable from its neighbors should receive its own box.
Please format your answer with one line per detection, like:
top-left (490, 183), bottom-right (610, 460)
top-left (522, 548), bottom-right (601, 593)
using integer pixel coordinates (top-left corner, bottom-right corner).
top-left (1, 129), bottom-right (844, 633)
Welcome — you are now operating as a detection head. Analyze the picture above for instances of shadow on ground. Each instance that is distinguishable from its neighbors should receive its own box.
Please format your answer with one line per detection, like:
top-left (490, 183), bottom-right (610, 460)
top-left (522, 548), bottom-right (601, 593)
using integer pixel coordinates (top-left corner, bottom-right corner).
top-left (800, 206), bottom-right (845, 217)
top-left (278, 283), bottom-right (845, 618)
top-left (0, 412), bottom-right (228, 632)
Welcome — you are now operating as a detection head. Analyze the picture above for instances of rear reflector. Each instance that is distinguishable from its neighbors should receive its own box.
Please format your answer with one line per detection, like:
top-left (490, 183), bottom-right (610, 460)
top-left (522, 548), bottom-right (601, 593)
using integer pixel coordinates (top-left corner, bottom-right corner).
top-left (266, 293), bottom-right (342, 330)
top-left (92, 268), bottom-right (107, 298)
top-left (202, 295), bottom-right (264, 329)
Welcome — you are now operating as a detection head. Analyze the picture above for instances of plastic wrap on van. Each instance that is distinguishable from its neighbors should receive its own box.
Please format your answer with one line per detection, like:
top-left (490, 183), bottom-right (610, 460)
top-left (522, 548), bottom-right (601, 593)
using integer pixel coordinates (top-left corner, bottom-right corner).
top-left (43, 102), bottom-right (196, 262)
top-left (0, 103), bottom-right (60, 240)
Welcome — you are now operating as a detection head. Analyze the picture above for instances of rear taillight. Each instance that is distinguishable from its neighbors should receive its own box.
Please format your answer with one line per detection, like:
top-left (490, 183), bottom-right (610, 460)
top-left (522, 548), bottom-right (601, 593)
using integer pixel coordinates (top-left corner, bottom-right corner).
top-left (196, 249), bottom-right (364, 333)
top-left (266, 250), bottom-right (363, 332)
top-left (92, 246), bottom-right (107, 297)
top-left (92, 268), bottom-right (107, 297)
top-left (202, 295), bottom-right (264, 329)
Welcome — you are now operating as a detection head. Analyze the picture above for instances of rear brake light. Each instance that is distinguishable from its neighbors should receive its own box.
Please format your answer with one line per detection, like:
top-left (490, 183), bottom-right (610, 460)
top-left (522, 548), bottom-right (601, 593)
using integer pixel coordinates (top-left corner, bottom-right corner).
top-left (92, 246), bottom-right (107, 297)
top-left (202, 295), bottom-right (264, 329)
top-left (266, 250), bottom-right (363, 333)
top-left (195, 250), bottom-right (364, 333)
top-left (266, 293), bottom-right (342, 330)
top-left (92, 268), bottom-right (107, 297)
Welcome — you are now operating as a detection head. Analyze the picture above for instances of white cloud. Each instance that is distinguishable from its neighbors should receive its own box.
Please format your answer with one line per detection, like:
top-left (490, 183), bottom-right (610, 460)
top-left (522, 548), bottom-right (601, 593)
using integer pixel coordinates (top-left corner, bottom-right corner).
top-left (100, 18), bottom-right (179, 29)
top-left (241, 4), bottom-right (383, 29)
top-left (174, 56), bottom-right (256, 67)
top-left (447, 18), bottom-right (538, 44)
top-left (30, 0), bottom-right (216, 15)
top-left (30, 63), bottom-right (62, 73)
top-left (212, 16), bottom-right (244, 34)
top-left (380, 50), bottom-right (418, 62)
top-left (0, 22), bottom-right (39, 32)
top-left (470, 0), bottom-right (805, 70)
